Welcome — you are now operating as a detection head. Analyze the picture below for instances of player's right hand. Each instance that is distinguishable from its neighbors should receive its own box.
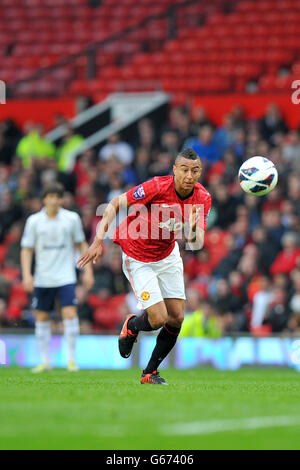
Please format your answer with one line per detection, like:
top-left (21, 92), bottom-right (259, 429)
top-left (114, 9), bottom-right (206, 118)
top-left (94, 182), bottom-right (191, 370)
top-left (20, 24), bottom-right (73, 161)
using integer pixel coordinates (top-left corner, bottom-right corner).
top-left (77, 241), bottom-right (103, 268)
top-left (23, 275), bottom-right (34, 293)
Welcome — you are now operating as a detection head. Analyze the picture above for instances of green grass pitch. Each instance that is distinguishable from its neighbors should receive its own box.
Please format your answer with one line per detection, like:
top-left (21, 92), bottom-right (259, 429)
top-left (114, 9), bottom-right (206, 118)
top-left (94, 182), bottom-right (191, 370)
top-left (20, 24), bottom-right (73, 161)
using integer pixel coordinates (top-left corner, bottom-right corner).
top-left (0, 367), bottom-right (300, 450)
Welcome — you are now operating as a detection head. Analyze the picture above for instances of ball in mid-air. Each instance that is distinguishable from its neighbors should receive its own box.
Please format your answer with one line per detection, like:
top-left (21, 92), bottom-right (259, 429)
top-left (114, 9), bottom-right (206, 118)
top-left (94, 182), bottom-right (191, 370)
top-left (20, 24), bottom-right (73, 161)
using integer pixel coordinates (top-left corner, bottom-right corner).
top-left (238, 156), bottom-right (278, 196)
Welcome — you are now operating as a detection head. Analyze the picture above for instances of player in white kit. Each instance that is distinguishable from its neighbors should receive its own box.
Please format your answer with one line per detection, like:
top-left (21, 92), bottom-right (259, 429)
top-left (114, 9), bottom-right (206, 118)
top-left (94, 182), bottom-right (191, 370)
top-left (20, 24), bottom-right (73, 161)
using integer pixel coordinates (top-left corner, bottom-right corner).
top-left (21, 183), bottom-right (94, 372)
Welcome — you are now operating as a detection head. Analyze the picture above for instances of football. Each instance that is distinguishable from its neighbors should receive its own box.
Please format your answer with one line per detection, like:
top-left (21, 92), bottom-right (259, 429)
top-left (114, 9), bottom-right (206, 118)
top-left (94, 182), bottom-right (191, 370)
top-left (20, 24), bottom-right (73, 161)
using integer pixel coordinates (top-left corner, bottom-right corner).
top-left (238, 156), bottom-right (278, 196)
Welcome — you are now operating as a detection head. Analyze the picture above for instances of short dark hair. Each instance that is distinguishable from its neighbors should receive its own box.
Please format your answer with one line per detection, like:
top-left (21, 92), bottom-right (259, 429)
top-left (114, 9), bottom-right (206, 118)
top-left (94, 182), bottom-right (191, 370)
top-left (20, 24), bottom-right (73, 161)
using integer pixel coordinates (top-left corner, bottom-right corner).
top-left (175, 148), bottom-right (200, 163)
top-left (42, 182), bottom-right (64, 199)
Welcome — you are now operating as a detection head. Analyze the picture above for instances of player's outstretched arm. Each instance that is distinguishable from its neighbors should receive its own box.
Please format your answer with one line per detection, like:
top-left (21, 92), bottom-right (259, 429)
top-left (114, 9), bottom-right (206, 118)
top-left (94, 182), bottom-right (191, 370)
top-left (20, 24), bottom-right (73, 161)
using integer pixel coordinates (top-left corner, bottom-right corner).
top-left (186, 205), bottom-right (205, 251)
top-left (77, 193), bottom-right (128, 268)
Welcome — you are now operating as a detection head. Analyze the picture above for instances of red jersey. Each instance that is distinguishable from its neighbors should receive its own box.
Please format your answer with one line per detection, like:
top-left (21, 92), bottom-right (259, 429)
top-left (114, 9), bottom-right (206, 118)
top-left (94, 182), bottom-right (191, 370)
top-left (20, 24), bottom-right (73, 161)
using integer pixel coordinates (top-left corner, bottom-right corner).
top-left (114, 175), bottom-right (212, 262)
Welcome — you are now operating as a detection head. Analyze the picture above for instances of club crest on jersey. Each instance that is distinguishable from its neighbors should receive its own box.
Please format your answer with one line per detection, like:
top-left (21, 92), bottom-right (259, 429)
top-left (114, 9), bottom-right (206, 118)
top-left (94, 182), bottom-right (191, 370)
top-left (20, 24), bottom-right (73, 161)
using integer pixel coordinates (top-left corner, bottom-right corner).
top-left (133, 185), bottom-right (145, 200)
top-left (141, 291), bottom-right (150, 301)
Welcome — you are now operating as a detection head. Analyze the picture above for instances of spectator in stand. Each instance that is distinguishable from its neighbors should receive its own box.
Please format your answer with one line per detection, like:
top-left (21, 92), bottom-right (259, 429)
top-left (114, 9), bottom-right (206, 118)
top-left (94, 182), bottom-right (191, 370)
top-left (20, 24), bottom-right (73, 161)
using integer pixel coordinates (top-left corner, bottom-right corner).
top-left (281, 130), bottom-right (300, 172)
top-left (262, 187), bottom-right (283, 213)
top-left (213, 278), bottom-right (245, 332)
top-left (184, 248), bottom-right (213, 280)
top-left (231, 104), bottom-right (246, 129)
top-left (212, 234), bottom-right (242, 279)
top-left (252, 225), bottom-right (279, 274)
top-left (4, 222), bottom-right (23, 268)
top-left (169, 106), bottom-right (191, 146)
top-left (99, 133), bottom-right (133, 165)
top-left (136, 118), bottom-right (157, 153)
top-left (243, 194), bottom-right (261, 229)
top-left (0, 190), bottom-right (23, 242)
top-left (160, 129), bottom-right (180, 158)
top-left (232, 217), bottom-right (251, 249)
top-left (261, 209), bottom-right (285, 248)
top-left (260, 103), bottom-right (288, 143)
top-left (264, 287), bottom-right (290, 333)
top-left (232, 127), bottom-right (247, 160)
top-left (214, 113), bottom-right (237, 157)
top-left (287, 174), bottom-right (300, 214)
top-left (80, 204), bottom-right (95, 242)
top-left (148, 152), bottom-right (172, 178)
top-left (0, 119), bottom-right (22, 166)
top-left (270, 232), bottom-right (300, 276)
top-left (281, 199), bottom-right (299, 231)
top-left (57, 125), bottom-right (84, 172)
top-left (251, 275), bottom-right (274, 329)
top-left (134, 147), bottom-right (151, 184)
top-left (16, 122), bottom-right (56, 169)
top-left (212, 183), bottom-right (238, 229)
top-left (73, 149), bottom-right (97, 189)
top-left (183, 124), bottom-right (220, 165)
top-left (0, 131), bottom-right (14, 165)
top-left (15, 169), bottom-right (36, 202)
top-left (180, 299), bottom-right (222, 338)
top-left (92, 247), bottom-right (127, 296)
top-left (190, 106), bottom-right (214, 135)
top-left (106, 173), bottom-right (124, 202)
top-left (206, 149), bottom-right (240, 187)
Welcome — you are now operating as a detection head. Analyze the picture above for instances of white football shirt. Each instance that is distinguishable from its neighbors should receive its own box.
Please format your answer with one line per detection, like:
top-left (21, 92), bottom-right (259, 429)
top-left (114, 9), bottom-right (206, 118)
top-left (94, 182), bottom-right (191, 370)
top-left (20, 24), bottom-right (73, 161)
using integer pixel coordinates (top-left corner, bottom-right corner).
top-left (21, 208), bottom-right (85, 288)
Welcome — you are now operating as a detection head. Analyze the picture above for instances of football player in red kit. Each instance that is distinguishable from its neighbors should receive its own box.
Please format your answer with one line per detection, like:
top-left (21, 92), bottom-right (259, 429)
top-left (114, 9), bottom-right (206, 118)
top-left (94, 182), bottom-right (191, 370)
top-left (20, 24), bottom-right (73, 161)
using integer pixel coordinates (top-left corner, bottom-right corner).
top-left (77, 148), bottom-right (211, 385)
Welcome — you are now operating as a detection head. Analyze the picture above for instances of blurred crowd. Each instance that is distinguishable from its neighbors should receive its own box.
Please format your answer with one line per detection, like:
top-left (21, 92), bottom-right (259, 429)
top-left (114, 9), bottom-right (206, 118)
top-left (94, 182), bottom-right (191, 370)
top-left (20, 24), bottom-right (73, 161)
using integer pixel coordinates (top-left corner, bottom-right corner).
top-left (0, 102), bottom-right (299, 336)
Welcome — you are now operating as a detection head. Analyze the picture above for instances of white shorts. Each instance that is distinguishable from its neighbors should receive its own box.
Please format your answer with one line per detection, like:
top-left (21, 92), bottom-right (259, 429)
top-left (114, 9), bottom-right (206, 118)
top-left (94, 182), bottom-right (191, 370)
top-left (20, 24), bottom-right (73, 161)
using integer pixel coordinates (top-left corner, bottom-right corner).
top-left (122, 242), bottom-right (186, 310)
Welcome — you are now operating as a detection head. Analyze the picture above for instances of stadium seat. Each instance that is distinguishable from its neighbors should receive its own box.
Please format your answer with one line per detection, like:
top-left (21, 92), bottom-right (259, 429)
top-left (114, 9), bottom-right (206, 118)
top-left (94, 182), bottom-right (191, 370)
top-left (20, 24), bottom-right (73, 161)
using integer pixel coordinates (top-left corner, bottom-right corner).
top-left (1, 0), bottom-right (299, 97)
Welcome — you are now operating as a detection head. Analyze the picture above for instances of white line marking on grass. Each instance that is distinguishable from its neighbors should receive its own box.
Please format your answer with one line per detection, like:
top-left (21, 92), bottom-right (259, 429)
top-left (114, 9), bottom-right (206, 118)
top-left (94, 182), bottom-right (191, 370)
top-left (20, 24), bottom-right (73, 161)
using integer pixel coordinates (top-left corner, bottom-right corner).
top-left (162, 416), bottom-right (300, 436)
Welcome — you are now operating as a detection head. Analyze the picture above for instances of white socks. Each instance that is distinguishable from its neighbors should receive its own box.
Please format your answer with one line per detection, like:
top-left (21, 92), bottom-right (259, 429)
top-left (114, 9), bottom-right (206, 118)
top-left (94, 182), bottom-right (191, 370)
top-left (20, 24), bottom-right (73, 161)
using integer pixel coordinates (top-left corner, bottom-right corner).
top-left (35, 318), bottom-right (80, 366)
top-left (63, 317), bottom-right (80, 363)
top-left (35, 321), bottom-right (51, 365)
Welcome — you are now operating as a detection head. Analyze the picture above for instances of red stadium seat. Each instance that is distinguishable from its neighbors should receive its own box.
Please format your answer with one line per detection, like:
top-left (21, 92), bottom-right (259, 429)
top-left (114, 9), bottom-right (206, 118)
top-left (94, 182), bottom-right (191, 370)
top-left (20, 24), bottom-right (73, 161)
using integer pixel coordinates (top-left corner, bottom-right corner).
top-left (2, 0), bottom-right (299, 96)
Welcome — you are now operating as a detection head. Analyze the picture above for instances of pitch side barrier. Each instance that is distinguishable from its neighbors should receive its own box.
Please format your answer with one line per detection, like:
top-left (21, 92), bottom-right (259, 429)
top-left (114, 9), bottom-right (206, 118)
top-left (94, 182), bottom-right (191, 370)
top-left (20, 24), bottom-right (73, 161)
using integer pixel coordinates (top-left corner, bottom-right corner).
top-left (0, 333), bottom-right (300, 371)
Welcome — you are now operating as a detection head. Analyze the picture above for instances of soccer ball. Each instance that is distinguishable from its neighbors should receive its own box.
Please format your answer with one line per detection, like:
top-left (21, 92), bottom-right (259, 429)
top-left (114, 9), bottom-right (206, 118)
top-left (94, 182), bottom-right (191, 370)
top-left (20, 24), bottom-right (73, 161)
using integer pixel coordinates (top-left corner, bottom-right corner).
top-left (238, 156), bottom-right (278, 196)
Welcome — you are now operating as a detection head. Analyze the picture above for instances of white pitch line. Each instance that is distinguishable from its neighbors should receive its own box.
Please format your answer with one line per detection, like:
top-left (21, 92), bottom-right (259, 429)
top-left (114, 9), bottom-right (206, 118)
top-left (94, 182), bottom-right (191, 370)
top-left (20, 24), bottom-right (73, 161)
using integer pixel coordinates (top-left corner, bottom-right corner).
top-left (162, 415), bottom-right (300, 436)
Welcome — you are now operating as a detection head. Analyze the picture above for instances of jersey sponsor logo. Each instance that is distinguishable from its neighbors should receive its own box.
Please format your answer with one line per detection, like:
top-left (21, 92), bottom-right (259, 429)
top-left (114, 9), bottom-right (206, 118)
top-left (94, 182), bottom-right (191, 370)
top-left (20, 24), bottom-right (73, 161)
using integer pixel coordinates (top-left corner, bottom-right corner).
top-left (133, 185), bottom-right (145, 200)
top-left (159, 218), bottom-right (185, 232)
top-left (141, 291), bottom-right (150, 301)
top-left (160, 203), bottom-right (179, 208)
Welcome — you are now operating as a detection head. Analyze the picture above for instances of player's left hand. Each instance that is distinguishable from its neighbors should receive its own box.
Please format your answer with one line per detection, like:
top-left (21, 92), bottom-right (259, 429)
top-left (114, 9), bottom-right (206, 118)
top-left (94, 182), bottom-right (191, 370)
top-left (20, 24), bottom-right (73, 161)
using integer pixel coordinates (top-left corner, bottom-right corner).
top-left (82, 270), bottom-right (94, 291)
top-left (77, 240), bottom-right (103, 268)
top-left (189, 204), bottom-right (201, 231)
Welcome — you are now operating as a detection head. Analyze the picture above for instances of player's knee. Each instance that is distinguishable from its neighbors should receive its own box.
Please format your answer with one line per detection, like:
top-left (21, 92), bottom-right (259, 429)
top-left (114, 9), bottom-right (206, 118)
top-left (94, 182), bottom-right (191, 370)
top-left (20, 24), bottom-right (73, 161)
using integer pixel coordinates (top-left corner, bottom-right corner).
top-left (62, 307), bottom-right (77, 320)
top-left (150, 311), bottom-right (168, 329)
top-left (176, 312), bottom-right (185, 326)
top-left (168, 310), bottom-right (184, 328)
